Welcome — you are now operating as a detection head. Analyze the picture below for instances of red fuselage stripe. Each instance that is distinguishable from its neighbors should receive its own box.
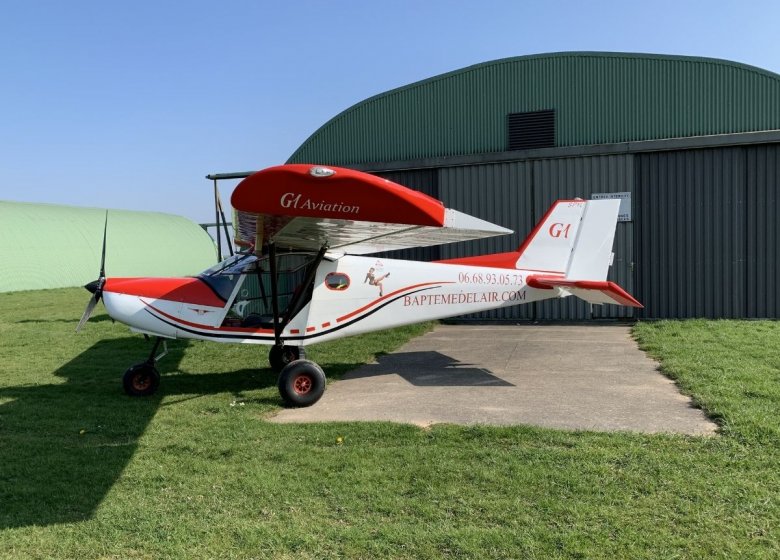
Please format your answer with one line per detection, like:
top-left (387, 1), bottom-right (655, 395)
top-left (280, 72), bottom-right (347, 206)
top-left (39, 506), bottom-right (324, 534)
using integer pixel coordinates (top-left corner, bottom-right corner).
top-left (141, 299), bottom-right (274, 334)
top-left (138, 281), bottom-right (454, 337)
top-left (336, 281), bottom-right (454, 323)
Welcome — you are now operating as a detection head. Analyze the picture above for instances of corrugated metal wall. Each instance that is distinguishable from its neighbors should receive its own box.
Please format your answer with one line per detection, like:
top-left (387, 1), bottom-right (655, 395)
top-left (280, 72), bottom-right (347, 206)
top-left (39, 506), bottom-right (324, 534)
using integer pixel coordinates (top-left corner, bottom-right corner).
top-left (635, 145), bottom-right (780, 319)
top-left (367, 143), bottom-right (779, 321)
top-left (636, 148), bottom-right (746, 318)
top-left (746, 145), bottom-right (780, 317)
top-left (438, 162), bottom-right (534, 320)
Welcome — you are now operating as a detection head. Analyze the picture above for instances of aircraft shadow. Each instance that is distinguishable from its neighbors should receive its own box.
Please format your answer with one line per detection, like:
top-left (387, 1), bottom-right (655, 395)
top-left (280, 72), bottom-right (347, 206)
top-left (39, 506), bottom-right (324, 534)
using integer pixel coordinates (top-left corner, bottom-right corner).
top-left (0, 338), bottom-right (277, 529)
top-left (16, 313), bottom-right (114, 325)
top-left (344, 350), bottom-right (514, 387)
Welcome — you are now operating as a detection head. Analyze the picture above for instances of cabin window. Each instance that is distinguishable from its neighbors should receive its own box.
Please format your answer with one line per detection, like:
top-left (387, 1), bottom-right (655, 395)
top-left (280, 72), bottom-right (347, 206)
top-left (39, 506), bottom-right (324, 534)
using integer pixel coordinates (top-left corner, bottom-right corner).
top-left (221, 252), bottom-right (317, 328)
top-left (325, 272), bottom-right (350, 291)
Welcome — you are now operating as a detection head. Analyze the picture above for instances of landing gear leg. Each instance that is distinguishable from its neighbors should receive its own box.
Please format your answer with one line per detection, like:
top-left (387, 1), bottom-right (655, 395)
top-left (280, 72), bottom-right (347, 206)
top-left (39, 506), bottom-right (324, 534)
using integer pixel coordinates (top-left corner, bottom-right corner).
top-left (268, 345), bottom-right (305, 373)
top-left (123, 337), bottom-right (167, 397)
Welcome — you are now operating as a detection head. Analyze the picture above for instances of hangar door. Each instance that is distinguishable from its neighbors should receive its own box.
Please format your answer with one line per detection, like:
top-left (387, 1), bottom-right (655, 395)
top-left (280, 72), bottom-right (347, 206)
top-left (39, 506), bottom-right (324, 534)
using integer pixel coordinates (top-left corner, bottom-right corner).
top-left (437, 156), bottom-right (636, 321)
top-left (634, 144), bottom-right (780, 319)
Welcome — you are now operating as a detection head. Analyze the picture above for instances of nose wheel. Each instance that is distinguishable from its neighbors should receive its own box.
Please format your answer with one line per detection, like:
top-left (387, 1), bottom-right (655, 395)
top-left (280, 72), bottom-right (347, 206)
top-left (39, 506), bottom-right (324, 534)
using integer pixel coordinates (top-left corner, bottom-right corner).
top-left (122, 337), bottom-right (167, 397)
top-left (123, 362), bottom-right (161, 396)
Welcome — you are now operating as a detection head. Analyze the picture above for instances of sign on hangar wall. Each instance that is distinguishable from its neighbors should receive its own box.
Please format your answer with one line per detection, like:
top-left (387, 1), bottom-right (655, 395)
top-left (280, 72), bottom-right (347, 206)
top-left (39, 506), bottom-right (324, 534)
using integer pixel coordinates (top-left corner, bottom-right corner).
top-left (592, 192), bottom-right (631, 222)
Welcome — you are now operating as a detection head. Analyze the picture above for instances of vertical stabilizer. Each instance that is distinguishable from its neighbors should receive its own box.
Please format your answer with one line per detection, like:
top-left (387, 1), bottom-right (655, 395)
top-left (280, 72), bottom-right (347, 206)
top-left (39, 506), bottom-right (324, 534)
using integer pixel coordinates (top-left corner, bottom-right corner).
top-left (515, 200), bottom-right (587, 274)
top-left (565, 199), bottom-right (620, 280)
top-left (516, 198), bottom-right (620, 281)
top-left (522, 198), bottom-right (641, 308)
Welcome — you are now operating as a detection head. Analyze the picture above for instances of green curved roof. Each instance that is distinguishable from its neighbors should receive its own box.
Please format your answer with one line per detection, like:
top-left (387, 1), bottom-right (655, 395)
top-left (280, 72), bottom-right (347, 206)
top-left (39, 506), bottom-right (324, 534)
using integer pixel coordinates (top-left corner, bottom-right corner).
top-left (289, 52), bottom-right (780, 165)
top-left (0, 201), bottom-right (217, 293)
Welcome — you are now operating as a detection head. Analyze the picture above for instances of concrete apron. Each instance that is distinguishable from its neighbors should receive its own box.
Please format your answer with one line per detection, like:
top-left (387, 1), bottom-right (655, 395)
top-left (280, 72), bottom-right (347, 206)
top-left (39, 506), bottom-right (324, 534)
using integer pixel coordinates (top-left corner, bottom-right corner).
top-left (271, 324), bottom-right (717, 435)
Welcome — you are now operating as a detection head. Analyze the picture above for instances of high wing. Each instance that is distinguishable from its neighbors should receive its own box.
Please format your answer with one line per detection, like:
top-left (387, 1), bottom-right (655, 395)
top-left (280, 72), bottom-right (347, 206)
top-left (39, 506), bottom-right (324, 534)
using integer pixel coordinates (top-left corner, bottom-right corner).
top-left (230, 165), bottom-right (511, 254)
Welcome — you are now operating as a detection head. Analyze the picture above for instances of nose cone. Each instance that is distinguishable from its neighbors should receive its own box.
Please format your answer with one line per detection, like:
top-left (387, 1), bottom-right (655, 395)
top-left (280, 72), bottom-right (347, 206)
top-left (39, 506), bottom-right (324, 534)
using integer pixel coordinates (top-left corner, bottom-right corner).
top-left (101, 286), bottom-right (179, 339)
top-left (84, 279), bottom-right (101, 294)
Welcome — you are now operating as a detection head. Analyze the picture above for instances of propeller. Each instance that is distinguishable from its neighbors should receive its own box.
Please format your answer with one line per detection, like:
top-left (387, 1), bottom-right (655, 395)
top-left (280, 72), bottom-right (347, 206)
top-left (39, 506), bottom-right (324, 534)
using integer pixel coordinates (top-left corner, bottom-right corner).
top-left (76, 213), bottom-right (108, 332)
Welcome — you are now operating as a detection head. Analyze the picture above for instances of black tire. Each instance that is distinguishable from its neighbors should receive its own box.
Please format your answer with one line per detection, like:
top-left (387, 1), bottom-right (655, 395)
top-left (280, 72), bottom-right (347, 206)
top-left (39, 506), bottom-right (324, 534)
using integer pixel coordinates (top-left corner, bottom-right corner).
top-left (122, 363), bottom-right (160, 397)
top-left (269, 345), bottom-right (301, 372)
top-left (277, 360), bottom-right (326, 407)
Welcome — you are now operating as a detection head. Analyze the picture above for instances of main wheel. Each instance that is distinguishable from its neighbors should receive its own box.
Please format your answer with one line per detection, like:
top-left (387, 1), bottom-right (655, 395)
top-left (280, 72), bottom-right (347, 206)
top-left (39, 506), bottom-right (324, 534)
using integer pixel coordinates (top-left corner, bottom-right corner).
top-left (277, 360), bottom-right (326, 407)
top-left (269, 345), bottom-right (301, 372)
top-left (123, 362), bottom-right (161, 397)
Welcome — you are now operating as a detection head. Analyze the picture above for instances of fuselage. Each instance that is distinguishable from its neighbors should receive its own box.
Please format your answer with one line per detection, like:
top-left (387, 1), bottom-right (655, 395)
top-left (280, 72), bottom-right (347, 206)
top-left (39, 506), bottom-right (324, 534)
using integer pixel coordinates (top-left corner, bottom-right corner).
top-left (101, 252), bottom-right (562, 346)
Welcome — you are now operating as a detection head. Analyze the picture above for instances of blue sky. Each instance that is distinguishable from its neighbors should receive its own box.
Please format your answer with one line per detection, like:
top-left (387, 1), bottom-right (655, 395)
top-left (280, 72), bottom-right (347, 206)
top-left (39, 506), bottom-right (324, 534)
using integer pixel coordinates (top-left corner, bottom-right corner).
top-left (1, 0), bottom-right (779, 223)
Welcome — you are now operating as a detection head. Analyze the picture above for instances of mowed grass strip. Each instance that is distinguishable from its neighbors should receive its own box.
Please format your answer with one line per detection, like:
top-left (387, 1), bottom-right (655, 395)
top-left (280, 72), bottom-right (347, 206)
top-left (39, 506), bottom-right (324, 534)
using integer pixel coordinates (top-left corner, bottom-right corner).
top-left (633, 319), bottom-right (780, 444)
top-left (0, 289), bottom-right (777, 559)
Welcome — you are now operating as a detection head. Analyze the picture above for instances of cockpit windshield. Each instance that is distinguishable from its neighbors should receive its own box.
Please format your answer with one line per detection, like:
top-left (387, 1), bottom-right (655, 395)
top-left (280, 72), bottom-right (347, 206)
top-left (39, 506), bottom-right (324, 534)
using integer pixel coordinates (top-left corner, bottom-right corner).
top-left (199, 252), bottom-right (258, 277)
top-left (220, 251), bottom-right (318, 329)
top-left (195, 253), bottom-right (257, 303)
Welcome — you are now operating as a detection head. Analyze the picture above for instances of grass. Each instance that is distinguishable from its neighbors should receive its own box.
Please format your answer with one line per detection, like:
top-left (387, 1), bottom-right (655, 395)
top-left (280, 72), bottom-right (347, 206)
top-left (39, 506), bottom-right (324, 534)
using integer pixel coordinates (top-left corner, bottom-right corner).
top-left (0, 289), bottom-right (778, 559)
top-left (633, 320), bottom-right (780, 445)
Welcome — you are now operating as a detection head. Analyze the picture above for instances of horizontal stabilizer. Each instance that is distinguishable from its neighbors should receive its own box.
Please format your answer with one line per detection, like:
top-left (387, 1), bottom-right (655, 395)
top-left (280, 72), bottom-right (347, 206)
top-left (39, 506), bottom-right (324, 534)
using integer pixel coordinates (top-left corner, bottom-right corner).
top-left (527, 276), bottom-right (643, 308)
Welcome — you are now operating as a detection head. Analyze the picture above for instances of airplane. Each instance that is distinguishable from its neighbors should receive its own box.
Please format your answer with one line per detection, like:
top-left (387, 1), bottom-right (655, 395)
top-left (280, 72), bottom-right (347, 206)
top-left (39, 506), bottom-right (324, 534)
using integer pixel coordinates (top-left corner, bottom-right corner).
top-left (77, 164), bottom-right (642, 407)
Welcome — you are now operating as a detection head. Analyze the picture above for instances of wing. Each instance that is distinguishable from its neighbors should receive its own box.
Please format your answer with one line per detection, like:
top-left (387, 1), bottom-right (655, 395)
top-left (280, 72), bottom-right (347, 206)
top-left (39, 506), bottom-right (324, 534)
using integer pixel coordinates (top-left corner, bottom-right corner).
top-left (231, 165), bottom-right (511, 254)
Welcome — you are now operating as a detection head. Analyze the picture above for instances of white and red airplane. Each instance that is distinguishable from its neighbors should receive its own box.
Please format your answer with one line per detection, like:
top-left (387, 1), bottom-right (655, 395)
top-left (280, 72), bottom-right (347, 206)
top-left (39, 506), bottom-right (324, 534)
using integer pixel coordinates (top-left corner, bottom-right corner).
top-left (77, 164), bottom-right (641, 406)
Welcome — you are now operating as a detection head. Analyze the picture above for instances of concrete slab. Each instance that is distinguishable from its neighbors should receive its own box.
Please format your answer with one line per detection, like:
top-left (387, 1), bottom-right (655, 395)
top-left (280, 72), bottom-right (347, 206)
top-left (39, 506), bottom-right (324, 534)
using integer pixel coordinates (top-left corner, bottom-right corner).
top-left (271, 324), bottom-right (717, 435)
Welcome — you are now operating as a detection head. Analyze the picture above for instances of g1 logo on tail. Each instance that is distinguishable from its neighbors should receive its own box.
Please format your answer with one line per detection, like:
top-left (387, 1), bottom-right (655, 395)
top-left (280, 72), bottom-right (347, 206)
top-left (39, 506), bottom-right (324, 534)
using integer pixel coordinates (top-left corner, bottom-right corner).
top-left (548, 223), bottom-right (572, 239)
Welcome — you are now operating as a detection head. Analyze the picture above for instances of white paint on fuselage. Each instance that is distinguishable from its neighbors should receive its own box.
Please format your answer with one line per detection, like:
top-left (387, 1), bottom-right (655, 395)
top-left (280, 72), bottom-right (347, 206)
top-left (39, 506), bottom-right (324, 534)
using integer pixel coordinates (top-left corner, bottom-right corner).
top-left (303, 255), bottom-right (559, 344)
top-left (101, 253), bottom-right (563, 347)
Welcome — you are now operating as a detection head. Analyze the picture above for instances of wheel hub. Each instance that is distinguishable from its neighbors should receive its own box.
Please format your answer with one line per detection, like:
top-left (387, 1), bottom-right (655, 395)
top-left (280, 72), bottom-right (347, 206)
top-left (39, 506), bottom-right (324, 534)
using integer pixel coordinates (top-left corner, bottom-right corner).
top-left (133, 373), bottom-right (151, 391)
top-left (293, 374), bottom-right (312, 395)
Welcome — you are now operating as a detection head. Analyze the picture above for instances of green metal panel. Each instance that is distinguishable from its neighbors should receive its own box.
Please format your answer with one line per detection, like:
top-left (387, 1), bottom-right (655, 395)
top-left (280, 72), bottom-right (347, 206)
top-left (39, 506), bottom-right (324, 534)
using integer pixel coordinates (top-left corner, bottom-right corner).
top-left (289, 52), bottom-right (780, 165)
top-left (0, 201), bottom-right (217, 293)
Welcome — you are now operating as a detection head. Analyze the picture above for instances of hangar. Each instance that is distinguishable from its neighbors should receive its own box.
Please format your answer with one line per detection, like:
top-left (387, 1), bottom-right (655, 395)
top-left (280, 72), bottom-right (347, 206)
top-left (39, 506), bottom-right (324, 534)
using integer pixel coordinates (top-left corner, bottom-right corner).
top-left (285, 52), bottom-right (780, 320)
top-left (0, 201), bottom-right (217, 293)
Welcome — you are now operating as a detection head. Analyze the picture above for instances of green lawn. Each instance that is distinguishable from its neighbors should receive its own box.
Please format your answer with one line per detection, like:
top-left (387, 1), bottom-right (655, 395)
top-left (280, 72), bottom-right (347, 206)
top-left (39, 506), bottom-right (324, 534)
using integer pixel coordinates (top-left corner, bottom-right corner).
top-left (0, 289), bottom-right (778, 559)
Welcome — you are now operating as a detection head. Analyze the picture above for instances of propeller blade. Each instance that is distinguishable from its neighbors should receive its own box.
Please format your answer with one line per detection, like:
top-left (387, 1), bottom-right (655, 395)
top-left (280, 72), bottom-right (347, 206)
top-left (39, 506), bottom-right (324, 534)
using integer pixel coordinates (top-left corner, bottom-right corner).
top-left (99, 211), bottom-right (108, 279)
top-left (76, 292), bottom-right (100, 333)
top-left (77, 212), bottom-right (109, 333)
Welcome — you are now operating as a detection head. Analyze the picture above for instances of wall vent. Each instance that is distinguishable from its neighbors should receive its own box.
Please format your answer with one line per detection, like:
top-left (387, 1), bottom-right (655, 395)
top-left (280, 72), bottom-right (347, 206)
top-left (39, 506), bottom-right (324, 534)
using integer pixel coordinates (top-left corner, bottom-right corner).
top-left (507, 110), bottom-right (556, 150)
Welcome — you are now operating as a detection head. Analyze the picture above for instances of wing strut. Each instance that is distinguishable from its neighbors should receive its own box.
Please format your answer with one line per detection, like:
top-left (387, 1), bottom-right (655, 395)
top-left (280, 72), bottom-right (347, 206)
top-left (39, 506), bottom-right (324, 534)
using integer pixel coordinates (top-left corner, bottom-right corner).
top-left (212, 178), bottom-right (234, 261)
top-left (283, 245), bottom-right (328, 326)
top-left (268, 242), bottom-right (282, 348)
top-left (268, 243), bottom-right (328, 349)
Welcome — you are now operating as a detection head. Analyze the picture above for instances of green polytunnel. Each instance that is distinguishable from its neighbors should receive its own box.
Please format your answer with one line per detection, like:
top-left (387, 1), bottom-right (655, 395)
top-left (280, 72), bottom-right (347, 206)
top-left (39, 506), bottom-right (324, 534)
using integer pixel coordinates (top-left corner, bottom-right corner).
top-left (289, 52), bottom-right (780, 166)
top-left (0, 201), bottom-right (217, 293)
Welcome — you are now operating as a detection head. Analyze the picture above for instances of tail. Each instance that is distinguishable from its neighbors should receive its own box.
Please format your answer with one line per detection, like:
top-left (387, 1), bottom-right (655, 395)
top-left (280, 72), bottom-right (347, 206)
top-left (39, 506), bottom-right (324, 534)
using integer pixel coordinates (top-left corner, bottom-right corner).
top-left (518, 199), bottom-right (642, 308)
